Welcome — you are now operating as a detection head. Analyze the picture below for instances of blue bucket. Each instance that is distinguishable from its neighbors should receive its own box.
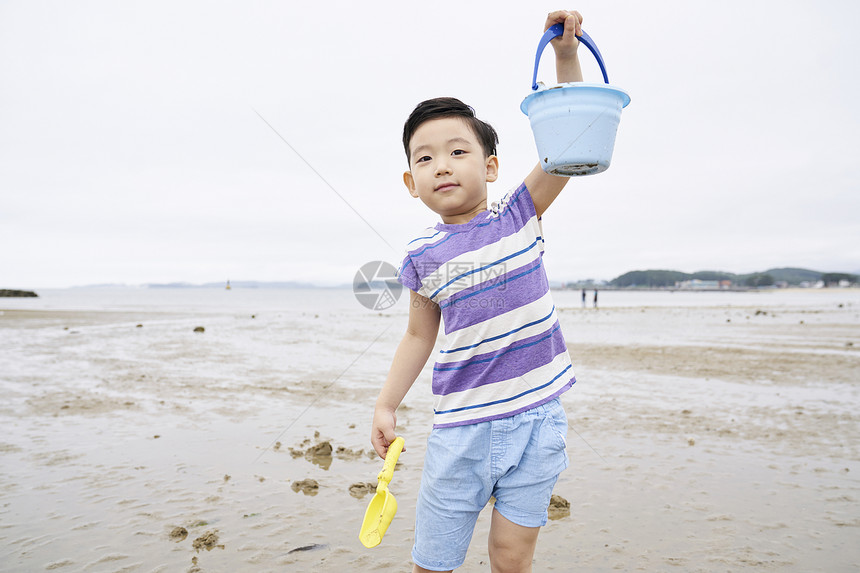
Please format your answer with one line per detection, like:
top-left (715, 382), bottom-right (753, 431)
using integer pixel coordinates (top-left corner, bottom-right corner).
top-left (521, 24), bottom-right (630, 176)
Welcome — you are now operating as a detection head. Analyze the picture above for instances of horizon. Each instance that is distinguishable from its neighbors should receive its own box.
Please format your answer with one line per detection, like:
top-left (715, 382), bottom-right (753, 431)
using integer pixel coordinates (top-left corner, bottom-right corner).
top-left (6, 264), bottom-right (858, 292)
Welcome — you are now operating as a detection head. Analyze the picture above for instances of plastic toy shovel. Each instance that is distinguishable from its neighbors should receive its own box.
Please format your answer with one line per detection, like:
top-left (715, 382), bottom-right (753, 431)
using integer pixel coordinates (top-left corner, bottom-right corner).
top-left (359, 436), bottom-right (405, 548)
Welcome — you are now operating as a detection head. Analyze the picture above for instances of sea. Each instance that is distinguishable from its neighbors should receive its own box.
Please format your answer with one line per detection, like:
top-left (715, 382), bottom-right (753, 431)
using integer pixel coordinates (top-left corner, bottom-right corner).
top-left (3, 285), bottom-right (858, 315)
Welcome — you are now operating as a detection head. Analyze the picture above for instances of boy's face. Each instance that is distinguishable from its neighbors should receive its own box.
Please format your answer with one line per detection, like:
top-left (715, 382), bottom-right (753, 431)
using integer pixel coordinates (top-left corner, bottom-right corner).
top-left (403, 117), bottom-right (498, 225)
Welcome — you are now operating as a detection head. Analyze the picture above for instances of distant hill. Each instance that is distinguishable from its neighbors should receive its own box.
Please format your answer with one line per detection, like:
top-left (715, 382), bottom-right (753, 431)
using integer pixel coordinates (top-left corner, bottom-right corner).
top-left (146, 280), bottom-right (326, 289)
top-left (610, 270), bottom-right (691, 288)
top-left (0, 289), bottom-right (38, 297)
top-left (609, 267), bottom-right (836, 288)
top-left (760, 268), bottom-right (823, 284)
top-left (202, 280), bottom-right (321, 289)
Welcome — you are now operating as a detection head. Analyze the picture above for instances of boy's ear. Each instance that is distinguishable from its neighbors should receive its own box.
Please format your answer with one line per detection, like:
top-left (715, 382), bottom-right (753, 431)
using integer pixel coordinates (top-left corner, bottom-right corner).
top-left (403, 170), bottom-right (419, 198)
top-left (485, 155), bottom-right (499, 183)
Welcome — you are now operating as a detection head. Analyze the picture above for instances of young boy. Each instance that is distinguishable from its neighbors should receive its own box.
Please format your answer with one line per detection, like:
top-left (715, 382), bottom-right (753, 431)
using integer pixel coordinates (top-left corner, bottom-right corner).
top-left (371, 10), bottom-right (585, 572)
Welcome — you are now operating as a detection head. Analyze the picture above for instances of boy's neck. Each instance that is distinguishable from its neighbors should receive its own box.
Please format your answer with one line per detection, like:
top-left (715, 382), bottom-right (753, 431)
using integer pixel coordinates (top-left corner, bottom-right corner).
top-left (440, 203), bottom-right (488, 226)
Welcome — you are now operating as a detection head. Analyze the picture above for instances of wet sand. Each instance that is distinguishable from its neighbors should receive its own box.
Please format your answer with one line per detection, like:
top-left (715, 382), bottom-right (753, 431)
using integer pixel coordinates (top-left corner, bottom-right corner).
top-left (1, 292), bottom-right (858, 571)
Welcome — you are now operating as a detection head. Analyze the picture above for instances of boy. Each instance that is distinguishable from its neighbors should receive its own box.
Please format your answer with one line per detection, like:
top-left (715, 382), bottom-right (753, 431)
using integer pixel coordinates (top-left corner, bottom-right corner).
top-left (371, 10), bottom-right (584, 572)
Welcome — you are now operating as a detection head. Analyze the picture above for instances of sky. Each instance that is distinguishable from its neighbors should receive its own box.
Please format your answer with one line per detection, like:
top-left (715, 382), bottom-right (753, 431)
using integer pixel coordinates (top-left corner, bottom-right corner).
top-left (1, 0), bottom-right (859, 289)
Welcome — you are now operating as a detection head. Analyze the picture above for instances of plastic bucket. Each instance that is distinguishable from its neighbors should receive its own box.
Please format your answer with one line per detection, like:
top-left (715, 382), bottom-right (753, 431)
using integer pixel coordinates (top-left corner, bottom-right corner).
top-left (521, 24), bottom-right (630, 176)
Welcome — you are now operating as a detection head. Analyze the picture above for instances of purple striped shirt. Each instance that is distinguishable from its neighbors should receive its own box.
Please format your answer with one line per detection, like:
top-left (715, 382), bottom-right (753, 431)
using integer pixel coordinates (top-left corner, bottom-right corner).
top-left (397, 183), bottom-right (575, 427)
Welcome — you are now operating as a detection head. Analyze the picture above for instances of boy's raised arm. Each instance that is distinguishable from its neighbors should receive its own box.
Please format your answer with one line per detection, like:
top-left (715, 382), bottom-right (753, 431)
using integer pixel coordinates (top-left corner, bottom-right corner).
top-left (524, 10), bottom-right (585, 219)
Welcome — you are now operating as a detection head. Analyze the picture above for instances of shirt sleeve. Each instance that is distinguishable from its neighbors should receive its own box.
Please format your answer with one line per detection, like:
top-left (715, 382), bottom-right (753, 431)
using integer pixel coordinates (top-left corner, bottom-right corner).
top-left (492, 182), bottom-right (536, 218)
top-left (493, 182), bottom-right (545, 254)
top-left (396, 252), bottom-right (422, 293)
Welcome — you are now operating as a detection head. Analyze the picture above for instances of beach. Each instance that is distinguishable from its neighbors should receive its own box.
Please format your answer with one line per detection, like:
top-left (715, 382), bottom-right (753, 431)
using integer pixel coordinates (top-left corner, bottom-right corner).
top-left (1, 288), bottom-right (858, 572)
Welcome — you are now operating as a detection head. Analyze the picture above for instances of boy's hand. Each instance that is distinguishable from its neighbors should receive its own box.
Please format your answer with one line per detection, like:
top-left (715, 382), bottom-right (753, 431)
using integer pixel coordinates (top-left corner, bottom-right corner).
top-left (371, 406), bottom-right (400, 459)
top-left (545, 10), bottom-right (583, 60)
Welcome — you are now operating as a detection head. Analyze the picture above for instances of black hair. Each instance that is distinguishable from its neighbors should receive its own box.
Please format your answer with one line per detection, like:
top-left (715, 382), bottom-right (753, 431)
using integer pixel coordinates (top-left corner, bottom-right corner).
top-left (402, 97), bottom-right (499, 165)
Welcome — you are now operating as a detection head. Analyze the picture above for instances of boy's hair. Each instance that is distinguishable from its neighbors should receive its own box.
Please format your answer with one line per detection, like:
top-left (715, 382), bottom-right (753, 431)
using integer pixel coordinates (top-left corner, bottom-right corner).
top-left (402, 97), bottom-right (499, 164)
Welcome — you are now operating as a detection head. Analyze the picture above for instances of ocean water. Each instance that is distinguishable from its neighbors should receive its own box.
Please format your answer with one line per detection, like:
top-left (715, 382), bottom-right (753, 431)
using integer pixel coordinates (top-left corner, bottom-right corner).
top-left (1, 287), bottom-right (364, 314)
top-left (3, 285), bottom-right (858, 314)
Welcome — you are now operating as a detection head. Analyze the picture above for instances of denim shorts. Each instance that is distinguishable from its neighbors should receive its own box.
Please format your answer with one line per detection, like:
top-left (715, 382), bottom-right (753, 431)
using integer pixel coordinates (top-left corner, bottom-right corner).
top-left (411, 398), bottom-right (569, 571)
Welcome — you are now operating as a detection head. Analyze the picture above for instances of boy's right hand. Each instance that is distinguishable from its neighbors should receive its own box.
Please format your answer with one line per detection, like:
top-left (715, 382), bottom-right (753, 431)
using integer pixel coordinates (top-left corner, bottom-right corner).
top-left (371, 407), bottom-right (401, 459)
top-left (545, 9), bottom-right (583, 60)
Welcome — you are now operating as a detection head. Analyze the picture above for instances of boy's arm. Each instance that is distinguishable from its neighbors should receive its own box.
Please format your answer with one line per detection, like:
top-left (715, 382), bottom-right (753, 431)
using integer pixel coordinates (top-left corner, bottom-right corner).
top-left (524, 10), bottom-right (585, 219)
top-left (371, 289), bottom-right (441, 458)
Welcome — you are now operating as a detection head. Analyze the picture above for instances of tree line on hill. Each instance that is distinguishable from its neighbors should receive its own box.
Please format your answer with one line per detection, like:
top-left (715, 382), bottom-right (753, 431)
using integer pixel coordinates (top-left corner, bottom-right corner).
top-left (0, 289), bottom-right (38, 297)
top-left (609, 268), bottom-right (857, 288)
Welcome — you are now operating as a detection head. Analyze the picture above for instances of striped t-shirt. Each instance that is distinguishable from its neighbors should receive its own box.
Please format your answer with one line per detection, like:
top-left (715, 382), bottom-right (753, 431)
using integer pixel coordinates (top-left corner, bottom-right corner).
top-left (397, 183), bottom-right (575, 428)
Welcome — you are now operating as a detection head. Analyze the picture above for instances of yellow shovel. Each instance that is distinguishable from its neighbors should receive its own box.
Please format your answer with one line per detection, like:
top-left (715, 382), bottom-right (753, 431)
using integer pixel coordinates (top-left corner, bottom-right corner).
top-left (359, 436), bottom-right (405, 548)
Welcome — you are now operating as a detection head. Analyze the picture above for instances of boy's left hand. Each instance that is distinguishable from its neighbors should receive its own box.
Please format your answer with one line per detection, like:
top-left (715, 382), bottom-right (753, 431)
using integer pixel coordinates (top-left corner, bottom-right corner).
top-left (545, 10), bottom-right (583, 60)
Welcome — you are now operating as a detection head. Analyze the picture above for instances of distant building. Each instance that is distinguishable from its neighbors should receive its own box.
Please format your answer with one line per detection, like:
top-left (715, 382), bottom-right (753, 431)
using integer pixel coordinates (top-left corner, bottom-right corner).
top-left (676, 279), bottom-right (720, 290)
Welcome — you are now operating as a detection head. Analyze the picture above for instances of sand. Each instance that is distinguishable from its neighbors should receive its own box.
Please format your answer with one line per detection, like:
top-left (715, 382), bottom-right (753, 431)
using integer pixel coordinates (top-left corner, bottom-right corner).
top-left (1, 291), bottom-right (858, 571)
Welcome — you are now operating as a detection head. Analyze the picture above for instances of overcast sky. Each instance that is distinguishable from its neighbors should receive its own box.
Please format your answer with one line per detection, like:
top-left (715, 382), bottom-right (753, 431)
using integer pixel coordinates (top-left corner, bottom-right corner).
top-left (2, 0), bottom-right (858, 289)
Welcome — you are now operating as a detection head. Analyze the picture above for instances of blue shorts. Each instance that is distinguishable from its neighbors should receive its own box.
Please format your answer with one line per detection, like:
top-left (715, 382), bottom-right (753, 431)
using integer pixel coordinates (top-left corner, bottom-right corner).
top-left (411, 398), bottom-right (569, 571)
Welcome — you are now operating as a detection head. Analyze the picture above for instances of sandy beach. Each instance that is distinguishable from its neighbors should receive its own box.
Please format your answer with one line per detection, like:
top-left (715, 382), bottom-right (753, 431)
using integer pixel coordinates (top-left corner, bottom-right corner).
top-left (1, 288), bottom-right (858, 572)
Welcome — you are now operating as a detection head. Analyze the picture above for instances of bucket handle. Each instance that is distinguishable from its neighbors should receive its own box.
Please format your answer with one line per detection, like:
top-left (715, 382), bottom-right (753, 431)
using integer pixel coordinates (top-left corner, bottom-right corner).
top-left (531, 23), bottom-right (609, 90)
